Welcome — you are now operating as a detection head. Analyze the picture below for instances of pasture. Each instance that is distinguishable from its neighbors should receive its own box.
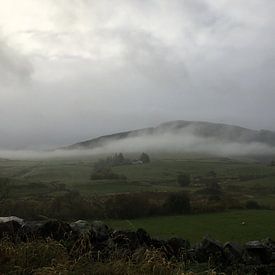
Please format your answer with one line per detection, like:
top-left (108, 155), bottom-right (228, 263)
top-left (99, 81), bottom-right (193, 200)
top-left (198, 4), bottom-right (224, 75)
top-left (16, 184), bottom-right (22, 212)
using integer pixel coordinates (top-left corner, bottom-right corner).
top-left (106, 210), bottom-right (275, 243)
top-left (0, 155), bottom-right (275, 243)
top-left (0, 156), bottom-right (275, 197)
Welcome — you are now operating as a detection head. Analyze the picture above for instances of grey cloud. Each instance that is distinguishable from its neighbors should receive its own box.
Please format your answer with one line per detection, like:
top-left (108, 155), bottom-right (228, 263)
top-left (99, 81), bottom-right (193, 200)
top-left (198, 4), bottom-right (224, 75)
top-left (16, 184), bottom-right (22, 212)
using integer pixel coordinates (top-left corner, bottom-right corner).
top-left (0, 34), bottom-right (33, 85)
top-left (0, 0), bottom-right (274, 149)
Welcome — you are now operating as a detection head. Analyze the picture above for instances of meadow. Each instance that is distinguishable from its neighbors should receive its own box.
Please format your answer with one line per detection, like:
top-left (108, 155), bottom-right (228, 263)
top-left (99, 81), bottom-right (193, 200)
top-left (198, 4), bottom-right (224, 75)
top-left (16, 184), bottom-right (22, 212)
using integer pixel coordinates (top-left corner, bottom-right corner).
top-left (106, 210), bottom-right (275, 243)
top-left (0, 154), bottom-right (275, 243)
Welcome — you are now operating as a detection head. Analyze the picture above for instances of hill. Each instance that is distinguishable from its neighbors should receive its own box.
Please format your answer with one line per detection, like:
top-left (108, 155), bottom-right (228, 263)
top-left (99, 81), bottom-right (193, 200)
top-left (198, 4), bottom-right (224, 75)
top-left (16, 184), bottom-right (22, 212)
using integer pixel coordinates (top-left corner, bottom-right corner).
top-left (64, 120), bottom-right (275, 151)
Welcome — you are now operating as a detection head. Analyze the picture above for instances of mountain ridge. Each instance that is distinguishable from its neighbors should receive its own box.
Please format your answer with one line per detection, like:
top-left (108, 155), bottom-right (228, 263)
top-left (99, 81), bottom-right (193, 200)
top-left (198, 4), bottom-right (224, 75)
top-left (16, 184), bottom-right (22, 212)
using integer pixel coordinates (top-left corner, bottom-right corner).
top-left (64, 120), bottom-right (275, 150)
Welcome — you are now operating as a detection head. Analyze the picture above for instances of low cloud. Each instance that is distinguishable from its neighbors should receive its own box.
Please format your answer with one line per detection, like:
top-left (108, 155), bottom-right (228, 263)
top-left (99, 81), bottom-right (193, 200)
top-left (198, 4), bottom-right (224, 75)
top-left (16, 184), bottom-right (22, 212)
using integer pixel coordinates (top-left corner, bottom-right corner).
top-left (1, 129), bottom-right (275, 160)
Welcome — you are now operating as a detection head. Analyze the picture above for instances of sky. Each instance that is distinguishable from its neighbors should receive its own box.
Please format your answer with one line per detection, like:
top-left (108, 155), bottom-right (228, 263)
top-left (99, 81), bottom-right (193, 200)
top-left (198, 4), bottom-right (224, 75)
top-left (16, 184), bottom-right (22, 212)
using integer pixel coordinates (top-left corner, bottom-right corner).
top-left (0, 0), bottom-right (274, 149)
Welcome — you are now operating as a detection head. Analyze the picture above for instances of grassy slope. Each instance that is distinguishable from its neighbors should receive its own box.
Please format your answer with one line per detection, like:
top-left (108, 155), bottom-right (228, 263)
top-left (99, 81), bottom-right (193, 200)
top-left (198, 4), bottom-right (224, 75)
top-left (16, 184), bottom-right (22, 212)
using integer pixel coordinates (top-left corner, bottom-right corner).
top-left (106, 210), bottom-right (275, 243)
top-left (0, 157), bottom-right (275, 198)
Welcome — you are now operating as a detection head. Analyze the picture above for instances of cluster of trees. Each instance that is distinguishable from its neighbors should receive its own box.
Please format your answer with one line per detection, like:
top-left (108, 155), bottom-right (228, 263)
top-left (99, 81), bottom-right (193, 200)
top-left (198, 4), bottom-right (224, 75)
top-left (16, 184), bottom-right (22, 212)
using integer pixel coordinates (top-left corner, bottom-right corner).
top-left (94, 153), bottom-right (130, 170)
top-left (91, 152), bottom-right (150, 181)
top-left (94, 152), bottom-right (150, 170)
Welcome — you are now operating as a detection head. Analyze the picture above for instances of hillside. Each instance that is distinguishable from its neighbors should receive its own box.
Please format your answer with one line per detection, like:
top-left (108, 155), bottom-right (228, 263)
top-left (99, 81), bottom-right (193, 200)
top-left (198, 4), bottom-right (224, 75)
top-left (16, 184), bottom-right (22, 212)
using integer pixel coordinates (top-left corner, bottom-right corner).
top-left (65, 120), bottom-right (275, 150)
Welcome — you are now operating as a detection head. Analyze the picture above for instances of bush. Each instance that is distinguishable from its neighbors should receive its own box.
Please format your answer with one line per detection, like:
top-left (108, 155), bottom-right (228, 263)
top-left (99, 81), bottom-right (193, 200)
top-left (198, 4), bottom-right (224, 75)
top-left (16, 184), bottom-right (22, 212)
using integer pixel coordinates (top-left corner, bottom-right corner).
top-left (245, 200), bottom-right (261, 209)
top-left (104, 193), bottom-right (155, 219)
top-left (163, 192), bottom-right (191, 214)
top-left (140, 153), bottom-right (150, 163)
top-left (177, 174), bottom-right (191, 187)
top-left (90, 167), bottom-right (127, 180)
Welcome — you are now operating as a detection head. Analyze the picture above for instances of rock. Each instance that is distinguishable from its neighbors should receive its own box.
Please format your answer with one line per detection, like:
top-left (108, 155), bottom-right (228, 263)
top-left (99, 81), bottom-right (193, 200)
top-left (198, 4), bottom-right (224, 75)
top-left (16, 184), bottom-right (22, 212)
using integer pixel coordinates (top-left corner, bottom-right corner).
top-left (38, 220), bottom-right (72, 241)
top-left (167, 237), bottom-right (190, 257)
top-left (0, 220), bottom-right (22, 240)
top-left (244, 240), bottom-right (272, 265)
top-left (136, 228), bottom-right (151, 245)
top-left (70, 220), bottom-right (90, 234)
top-left (150, 238), bottom-right (167, 249)
top-left (19, 221), bottom-right (43, 240)
top-left (0, 216), bottom-right (24, 226)
top-left (194, 237), bottom-right (224, 264)
top-left (111, 230), bottom-right (140, 250)
top-left (223, 242), bottom-right (244, 264)
top-left (90, 221), bottom-right (109, 242)
top-left (262, 238), bottom-right (275, 263)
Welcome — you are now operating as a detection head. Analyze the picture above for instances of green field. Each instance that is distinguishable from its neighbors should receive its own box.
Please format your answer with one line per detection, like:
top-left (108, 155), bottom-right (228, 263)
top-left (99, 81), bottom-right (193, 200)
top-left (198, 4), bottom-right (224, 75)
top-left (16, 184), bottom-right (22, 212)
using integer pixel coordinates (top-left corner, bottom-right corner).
top-left (1, 156), bottom-right (275, 199)
top-left (1, 155), bottom-right (275, 244)
top-left (106, 210), bottom-right (275, 243)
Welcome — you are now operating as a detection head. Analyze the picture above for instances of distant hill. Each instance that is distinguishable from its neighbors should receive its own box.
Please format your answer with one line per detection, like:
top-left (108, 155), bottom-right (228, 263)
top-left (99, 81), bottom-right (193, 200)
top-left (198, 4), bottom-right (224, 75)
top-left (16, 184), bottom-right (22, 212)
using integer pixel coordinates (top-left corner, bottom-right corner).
top-left (64, 120), bottom-right (275, 150)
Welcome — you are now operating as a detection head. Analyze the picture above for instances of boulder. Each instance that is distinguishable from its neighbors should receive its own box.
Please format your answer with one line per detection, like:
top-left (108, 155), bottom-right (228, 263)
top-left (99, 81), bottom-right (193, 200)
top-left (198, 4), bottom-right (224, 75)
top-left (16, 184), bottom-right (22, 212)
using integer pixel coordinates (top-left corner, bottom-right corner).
top-left (244, 240), bottom-right (272, 265)
top-left (19, 221), bottom-right (43, 241)
top-left (136, 228), bottom-right (151, 246)
top-left (70, 220), bottom-right (91, 234)
top-left (38, 220), bottom-right (72, 241)
top-left (262, 238), bottom-right (275, 263)
top-left (0, 216), bottom-right (24, 226)
top-left (110, 230), bottom-right (140, 250)
top-left (90, 221), bottom-right (109, 242)
top-left (167, 237), bottom-right (190, 257)
top-left (223, 242), bottom-right (244, 265)
top-left (0, 220), bottom-right (22, 240)
top-left (194, 237), bottom-right (224, 264)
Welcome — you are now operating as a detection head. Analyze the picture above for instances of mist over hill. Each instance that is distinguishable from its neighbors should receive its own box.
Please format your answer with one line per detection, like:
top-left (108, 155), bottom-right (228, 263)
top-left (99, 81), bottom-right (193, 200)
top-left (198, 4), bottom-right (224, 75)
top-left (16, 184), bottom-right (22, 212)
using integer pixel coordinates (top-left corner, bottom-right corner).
top-left (63, 120), bottom-right (275, 157)
top-left (1, 120), bottom-right (275, 160)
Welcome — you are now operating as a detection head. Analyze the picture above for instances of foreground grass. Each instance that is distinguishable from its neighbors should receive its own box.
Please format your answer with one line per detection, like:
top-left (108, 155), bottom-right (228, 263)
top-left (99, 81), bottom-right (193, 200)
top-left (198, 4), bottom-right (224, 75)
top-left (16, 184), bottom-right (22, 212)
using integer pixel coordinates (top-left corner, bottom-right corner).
top-left (106, 210), bottom-right (275, 243)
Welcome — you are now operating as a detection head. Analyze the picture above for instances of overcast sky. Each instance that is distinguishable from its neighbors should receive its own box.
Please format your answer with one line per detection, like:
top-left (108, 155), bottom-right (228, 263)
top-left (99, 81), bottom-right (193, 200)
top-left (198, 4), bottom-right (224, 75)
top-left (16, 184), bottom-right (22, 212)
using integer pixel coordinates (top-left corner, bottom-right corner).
top-left (0, 0), bottom-right (274, 149)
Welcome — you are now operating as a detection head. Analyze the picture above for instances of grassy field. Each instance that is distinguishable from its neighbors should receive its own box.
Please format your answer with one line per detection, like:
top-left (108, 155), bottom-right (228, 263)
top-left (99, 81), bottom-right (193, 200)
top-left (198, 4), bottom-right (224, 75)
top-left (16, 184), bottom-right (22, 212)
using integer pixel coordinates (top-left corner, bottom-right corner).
top-left (1, 155), bottom-right (275, 244)
top-left (106, 210), bottom-right (275, 243)
top-left (1, 156), bottom-right (275, 198)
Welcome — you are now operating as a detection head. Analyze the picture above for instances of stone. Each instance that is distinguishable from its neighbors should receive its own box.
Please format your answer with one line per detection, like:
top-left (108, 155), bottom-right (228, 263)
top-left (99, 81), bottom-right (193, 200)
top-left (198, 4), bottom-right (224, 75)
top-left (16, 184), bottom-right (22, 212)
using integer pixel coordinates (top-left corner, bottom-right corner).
top-left (38, 220), bottom-right (72, 241)
top-left (70, 220), bottom-right (91, 234)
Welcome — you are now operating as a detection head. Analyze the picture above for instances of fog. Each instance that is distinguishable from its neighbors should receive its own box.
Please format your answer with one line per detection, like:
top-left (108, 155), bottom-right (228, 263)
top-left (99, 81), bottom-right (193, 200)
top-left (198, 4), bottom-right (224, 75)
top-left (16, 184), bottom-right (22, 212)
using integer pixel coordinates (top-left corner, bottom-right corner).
top-left (1, 130), bottom-right (275, 160)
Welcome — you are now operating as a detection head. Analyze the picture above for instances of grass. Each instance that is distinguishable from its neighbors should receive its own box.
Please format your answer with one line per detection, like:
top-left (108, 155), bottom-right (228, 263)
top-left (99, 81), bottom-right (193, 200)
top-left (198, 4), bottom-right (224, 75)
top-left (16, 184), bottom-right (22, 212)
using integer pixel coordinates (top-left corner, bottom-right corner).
top-left (106, 210), bottom-right (275, 243)
top-left (1, 156), bottom-right (275, 206)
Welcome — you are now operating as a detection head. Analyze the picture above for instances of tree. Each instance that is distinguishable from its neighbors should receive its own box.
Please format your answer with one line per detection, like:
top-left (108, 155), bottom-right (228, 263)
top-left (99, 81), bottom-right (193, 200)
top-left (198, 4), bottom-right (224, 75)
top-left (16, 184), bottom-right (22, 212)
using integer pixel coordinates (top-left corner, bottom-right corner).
top-left (177, 173), bottom-right (191, 187)
top-left (117, 153), bottom-right (125, 164)
top-left (140, 152), bottom-right (150, 163)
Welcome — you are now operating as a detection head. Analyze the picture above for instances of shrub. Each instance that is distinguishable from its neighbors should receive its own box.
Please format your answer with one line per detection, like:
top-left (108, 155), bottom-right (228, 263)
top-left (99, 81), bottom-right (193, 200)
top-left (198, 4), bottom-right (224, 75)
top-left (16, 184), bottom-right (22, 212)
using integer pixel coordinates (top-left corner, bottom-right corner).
top-left (139, 153), bottom-right (150, 163)
top-left (245, 200), bottom-right (261, 209)
top-left (90, 167), bottom-right (127, 180)
top-left (104, 193), bottom-right (155, 219)
top-left (163, 192), bottom-right (191, 214)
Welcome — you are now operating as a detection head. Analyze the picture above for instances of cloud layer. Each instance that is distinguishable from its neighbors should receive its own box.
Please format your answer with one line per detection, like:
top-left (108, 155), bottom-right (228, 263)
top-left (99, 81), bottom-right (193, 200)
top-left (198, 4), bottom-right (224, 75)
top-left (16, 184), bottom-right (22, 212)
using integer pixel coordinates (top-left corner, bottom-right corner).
top-left (1, 130), bottom-right (275, 160)
top-left (0, 0), bottom-right (274, 149)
